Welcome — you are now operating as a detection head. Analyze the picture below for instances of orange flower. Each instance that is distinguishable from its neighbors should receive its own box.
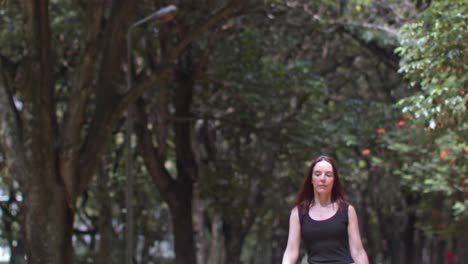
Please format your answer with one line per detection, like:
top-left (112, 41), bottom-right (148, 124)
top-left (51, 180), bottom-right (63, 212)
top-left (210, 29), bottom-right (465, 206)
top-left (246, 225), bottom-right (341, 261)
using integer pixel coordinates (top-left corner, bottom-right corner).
top-left (397, 121), bottom-right (406, 127)
top-left (376, 128), bottom-right (386, 134)
top-left (361, 149), bottom-right (371, 155)
top-left (464, 147), bottom-right (468, 153)
top-left (440, 149), bottom-right (448, 160)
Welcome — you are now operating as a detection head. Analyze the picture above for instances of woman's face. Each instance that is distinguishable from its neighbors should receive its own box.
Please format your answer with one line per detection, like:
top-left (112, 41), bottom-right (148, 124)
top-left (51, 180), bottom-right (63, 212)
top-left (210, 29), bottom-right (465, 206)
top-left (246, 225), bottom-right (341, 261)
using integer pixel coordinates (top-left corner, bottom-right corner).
top-left (311, 160), bottom-right (334, 195)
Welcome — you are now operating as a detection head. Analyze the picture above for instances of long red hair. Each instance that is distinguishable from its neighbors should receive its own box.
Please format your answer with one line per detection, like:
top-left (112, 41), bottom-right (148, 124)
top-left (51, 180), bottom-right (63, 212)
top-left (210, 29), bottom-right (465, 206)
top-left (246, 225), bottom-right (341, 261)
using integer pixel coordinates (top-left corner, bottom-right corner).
top-left (295, 155), bottom-right (348, 213)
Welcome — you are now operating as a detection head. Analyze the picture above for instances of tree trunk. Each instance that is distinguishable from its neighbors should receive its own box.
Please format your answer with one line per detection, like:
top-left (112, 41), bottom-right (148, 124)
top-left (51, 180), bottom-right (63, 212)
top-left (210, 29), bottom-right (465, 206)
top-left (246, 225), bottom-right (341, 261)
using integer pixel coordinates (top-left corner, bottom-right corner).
top-left (208, 213), bottom-right (226, 264)
top-left (135, 89), bottom-right (198, 263)
top-left (169, 186), bottom-right (197, 264)
top-left (24, 183), bottom-right (74, 264)
top-left (136, 96), bottom-right (198, 263)
top-left (404, 195), bottom-right (417, 264)
top-left (223, 224), bottom-right (248, 264)
top-left (13, 1), bottom-right (75, 262)
top-left (134, 42), bottom-right (200, 263)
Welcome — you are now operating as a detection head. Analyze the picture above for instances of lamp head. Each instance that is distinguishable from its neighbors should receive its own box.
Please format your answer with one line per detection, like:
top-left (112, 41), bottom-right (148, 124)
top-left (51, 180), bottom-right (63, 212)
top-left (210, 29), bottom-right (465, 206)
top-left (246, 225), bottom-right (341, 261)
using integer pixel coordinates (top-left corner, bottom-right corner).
top-left (155, 5), bottom-right (177, 23)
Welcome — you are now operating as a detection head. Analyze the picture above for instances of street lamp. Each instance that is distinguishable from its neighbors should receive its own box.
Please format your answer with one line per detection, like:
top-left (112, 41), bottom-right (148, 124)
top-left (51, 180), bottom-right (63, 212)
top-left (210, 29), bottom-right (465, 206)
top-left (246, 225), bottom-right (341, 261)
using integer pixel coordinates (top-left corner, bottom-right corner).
top-left (125, 5), bottom-right (177, 264)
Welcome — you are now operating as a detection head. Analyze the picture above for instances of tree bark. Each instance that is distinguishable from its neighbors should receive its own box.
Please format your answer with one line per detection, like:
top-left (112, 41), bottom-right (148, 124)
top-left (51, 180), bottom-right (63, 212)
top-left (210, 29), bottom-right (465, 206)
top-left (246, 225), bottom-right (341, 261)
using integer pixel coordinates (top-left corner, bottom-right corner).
top-left (208, 213), bottom-right (226, 264)
top-left (13, 1), bottom-right (76, 263)
top-left (404, 194), bottom-right (418, 264)
top-left (223, 224), bottom-right (246, 264)
top-left (170, 185), bottom-right (197, 264)
top-left (23, 184), bottom-right (74, 264)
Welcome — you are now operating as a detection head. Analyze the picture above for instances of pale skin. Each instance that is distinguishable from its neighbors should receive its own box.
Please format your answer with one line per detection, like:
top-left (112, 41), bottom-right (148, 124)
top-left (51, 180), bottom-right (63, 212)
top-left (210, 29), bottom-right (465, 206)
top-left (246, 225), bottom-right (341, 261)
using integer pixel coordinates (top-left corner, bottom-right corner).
top-left (282, 161), bottom-right (369, 264)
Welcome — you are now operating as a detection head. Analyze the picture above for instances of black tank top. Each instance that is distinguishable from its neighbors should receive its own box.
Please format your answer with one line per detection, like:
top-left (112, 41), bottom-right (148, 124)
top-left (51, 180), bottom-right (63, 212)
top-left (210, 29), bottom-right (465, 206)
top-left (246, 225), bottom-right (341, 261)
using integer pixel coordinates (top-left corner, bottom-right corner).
top-left (299, 204), bottom-right (353, 264)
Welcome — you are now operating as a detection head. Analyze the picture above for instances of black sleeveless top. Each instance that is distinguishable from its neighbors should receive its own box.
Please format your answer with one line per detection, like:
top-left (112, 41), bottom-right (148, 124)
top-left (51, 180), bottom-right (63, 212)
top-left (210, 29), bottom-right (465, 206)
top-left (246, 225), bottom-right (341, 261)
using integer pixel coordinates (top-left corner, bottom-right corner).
top-left (299, 204), bottom-right (353, 264)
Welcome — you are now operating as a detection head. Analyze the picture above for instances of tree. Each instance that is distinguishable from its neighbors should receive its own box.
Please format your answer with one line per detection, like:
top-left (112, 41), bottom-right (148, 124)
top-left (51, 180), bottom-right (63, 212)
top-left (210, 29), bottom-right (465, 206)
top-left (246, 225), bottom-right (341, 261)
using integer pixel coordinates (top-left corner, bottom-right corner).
top-left (0, 1), bottom-right (142, 262)
top-left (131, 1), bottom-right (259, 263)
top-left (0, 0), bottom-right (256, 262)
top-left (391, 1), bottom-right (467, 261)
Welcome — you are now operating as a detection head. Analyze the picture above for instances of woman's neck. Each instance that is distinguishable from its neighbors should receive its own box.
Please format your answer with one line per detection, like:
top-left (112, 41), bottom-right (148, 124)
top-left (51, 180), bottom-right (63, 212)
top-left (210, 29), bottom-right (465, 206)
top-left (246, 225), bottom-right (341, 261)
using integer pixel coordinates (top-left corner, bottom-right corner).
top-left (313, 194), bottom-right (332, 207)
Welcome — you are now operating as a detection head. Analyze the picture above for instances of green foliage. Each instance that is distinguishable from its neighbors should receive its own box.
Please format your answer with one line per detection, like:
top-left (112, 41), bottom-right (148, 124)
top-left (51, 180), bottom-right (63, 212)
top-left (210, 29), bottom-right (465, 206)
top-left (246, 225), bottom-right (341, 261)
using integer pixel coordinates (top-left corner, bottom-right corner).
top-left (197, 19), bottom-right (328, 218)
top-left (390, 1), bottom-right (468, 221)
top-left (396, 1), bottom-right (467, 130)
top-left (1, 0), bottom-right (466, 262)
top-left (369, 107), bottom-right (467, 231)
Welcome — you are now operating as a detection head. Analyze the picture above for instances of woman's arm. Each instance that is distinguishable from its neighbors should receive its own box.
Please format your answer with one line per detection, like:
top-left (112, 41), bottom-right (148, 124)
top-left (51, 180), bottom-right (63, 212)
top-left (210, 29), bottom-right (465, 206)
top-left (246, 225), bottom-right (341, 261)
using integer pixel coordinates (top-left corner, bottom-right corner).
top-left (282, 206), bottom-right (301, 264)
top-left (348, 205), bottom-right (369, 264)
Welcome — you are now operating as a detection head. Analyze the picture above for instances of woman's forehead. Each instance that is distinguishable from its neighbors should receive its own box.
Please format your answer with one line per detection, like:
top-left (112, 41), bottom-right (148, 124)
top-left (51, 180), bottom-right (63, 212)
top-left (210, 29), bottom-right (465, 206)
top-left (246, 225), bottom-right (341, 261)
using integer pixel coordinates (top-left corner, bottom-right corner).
top-left (313, 160), bottom-right (333, 171)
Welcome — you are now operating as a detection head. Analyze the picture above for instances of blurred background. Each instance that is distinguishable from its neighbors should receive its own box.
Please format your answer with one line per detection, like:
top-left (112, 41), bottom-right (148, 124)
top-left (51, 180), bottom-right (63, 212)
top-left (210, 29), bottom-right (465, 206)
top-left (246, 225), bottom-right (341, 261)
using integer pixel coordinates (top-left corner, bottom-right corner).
top-left (0, 0), bottom-right (466, 263)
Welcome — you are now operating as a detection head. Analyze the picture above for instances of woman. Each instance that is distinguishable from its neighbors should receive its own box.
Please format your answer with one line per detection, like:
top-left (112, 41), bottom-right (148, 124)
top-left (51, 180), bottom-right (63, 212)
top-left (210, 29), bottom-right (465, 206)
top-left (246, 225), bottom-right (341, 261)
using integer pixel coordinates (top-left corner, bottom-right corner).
top-left (282, 155), bottom-right (369, 264)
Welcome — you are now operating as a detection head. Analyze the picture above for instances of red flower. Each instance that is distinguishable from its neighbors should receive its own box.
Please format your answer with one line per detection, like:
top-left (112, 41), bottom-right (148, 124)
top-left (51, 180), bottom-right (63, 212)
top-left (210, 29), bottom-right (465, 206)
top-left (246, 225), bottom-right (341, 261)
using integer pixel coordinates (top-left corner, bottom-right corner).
top-left (440, 149), bottom-right (448, 160)
top-left (376, 128), bottom-right (386, 134)
top-left (361, 149), bottom-right (371, 155)
top-left (397, 121), bottom-right (406, 127)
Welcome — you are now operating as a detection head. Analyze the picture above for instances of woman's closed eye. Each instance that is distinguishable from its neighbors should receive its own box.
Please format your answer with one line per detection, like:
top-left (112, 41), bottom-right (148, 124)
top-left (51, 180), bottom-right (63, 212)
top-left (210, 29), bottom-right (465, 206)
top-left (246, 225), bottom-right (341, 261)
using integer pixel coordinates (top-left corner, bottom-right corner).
top-left (314, 171), bottom-right (333, 177)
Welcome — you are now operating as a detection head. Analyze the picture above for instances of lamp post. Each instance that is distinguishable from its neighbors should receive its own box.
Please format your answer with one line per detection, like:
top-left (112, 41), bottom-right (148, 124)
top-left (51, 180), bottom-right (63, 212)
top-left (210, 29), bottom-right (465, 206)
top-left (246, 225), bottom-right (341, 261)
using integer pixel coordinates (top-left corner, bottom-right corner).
top-left (125, 5), bottom-right (177, 264)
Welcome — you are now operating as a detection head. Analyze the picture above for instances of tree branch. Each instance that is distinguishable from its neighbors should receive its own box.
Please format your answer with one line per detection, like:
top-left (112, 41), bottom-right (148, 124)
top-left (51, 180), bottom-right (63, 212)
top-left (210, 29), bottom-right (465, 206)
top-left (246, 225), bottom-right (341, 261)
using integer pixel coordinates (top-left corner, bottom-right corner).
top-left (77, 0), bottom-right (138, 196)
top-left (173, 51), bottom-right (198, 183)
top-left (59, 0), bottom-right (106, 206)
top-left (20, 0), bottom-right (53, 106)
top-left (122, 0), bottom-right (254, 106)
top-left (134, 98), bottom-right (176, 196)
top-left (337, 26), bottom-right (400, 71)
top-left (0, 58), bottom-right (29, 187)
top-left (166, 0), bottom-right (250, 65)
top-left (78, 0), bottom-right (254, 196)
top-left (2, 0), bottom-right (53, 189)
